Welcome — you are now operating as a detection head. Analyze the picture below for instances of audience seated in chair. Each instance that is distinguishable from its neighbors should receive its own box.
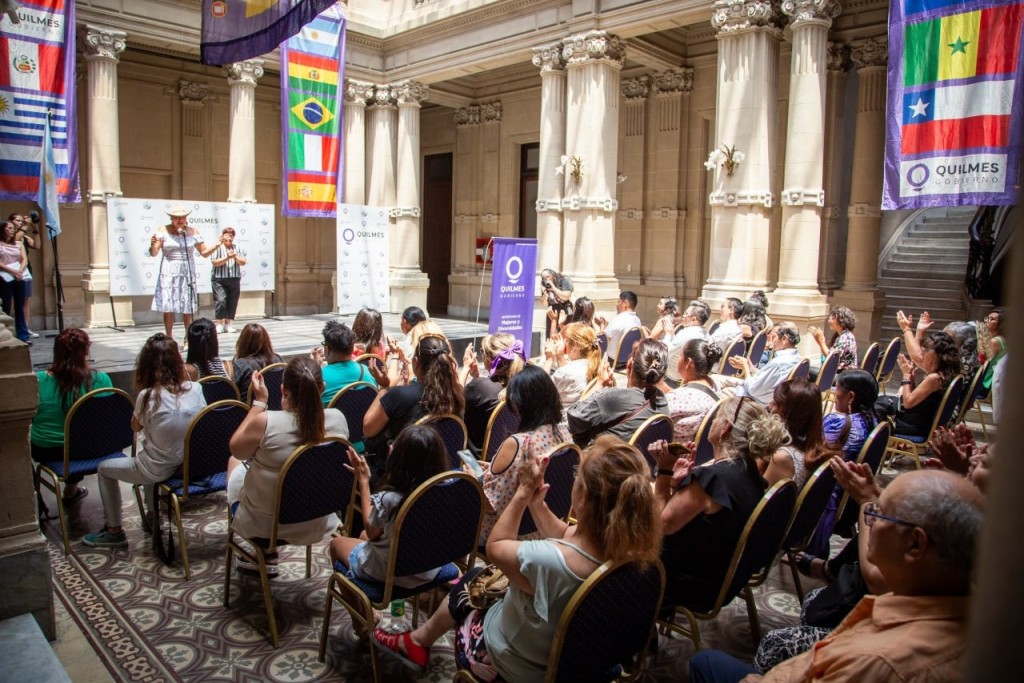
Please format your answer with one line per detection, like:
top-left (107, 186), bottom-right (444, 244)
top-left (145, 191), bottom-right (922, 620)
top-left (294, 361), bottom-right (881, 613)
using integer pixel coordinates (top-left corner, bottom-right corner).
top-left (314, 320), bottom-right (378, 407)
top-left (765, 378), bottom-right (830, 488)
top-left (567, 338), bottom-right (670, 447)
top-left (329, 425), bottom-right (450, 586)
top-left (371, 435), bottom-right (662, 680)
top-left (475, 365), bottom-right (570, 546)
top-left (83, 334), bottom-right (207, 548)
top-left (460, 333), bottom-right (525, 452)
top-left (542, 322), bottom-right (604, 408)
top-left (665, 338), bottom-right (723, 443)
top-left (595, 290), bottom-right (642, 365)
top-left (692, 467), bottom-right (983, 683)
top-left (719, 322), bottom-right (803, 405)
top-left (650, 396), bottom-right (788, 613)
top-left (711, 298), bottom-right (744, 347)
top-left (230, 323), bottom-right (283, 402)
top-left (225, 356), bottom-right (349, 574)
top-left (874, 330), bottom-right (959, 439)
top-left (184, 318), bottom-right (232, 381)
top-left (808, 306), bottom-right (859, 375)
top-left (665, 302), bottom-right (713, 384)
top-left (647, 296), bottom-right (682, 341)
top-left (31, 328), bottom-right (114, 506)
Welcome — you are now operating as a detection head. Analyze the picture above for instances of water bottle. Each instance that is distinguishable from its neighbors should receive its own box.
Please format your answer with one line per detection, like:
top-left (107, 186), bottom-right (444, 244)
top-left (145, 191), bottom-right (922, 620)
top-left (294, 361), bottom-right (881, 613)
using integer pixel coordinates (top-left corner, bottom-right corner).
top-left (384, 599), bottom-right (407, 633)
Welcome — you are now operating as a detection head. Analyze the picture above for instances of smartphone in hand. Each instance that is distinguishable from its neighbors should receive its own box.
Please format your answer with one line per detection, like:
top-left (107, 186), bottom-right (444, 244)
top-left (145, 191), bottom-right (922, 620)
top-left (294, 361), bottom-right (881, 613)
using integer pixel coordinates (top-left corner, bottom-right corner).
top-left (457, 449), bottom-right (484, 478)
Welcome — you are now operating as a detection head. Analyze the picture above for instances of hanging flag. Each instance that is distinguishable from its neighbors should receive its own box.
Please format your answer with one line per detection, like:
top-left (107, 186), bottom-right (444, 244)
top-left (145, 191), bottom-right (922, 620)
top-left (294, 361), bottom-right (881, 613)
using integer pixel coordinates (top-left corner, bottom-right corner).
top-left (883, 0), bottom-right (1024, 208)
top-left (201, 0), bottom-right (338, 65)
top-left (0, 0), bottom-right (80, 203)
top-left (280, 6), bottom-right (345, 217)
top-left (37, 112), bottom-right (60, 237)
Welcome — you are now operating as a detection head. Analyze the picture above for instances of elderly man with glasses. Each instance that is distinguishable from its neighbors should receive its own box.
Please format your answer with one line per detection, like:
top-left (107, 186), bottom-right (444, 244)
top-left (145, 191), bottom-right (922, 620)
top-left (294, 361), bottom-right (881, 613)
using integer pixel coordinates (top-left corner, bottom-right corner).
top-left (718, 322), bottom-right (802, 404)
top-left (690, 468), bottom-right (983, 683)
top-left (665, 301), bottom-right (712, 385)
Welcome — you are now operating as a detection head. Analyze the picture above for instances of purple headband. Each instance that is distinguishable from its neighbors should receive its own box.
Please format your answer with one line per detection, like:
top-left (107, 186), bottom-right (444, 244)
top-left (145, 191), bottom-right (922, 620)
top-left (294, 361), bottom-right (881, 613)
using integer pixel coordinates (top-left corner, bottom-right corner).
top-left (489, 340), bottom-right (526, 376)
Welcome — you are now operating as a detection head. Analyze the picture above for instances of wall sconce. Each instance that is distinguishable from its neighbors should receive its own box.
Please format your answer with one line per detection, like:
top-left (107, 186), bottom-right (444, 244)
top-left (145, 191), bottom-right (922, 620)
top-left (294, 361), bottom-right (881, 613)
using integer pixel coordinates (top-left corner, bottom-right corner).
top-left (556, 154), bottom-right (584, 184)
top-left (616, 173), bottom-right (627, 185)
top-left (704, 144), bottom-right (745, 176)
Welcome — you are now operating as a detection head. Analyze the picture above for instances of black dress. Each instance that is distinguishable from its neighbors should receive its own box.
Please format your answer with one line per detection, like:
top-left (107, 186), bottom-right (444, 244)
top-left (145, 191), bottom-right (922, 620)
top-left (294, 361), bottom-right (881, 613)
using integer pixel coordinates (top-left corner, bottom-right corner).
top-left (463, 376), bottom-right (503, 452)
top-left (894, 387), bottom-right (944, 437)
top-left (660, 458), bottom-right (767, 613)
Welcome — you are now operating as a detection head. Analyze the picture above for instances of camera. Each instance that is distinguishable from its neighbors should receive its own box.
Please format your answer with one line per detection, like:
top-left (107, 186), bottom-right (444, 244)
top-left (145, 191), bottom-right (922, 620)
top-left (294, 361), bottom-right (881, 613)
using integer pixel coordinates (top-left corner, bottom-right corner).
top-left (543, 281), bottom-right (553, 289)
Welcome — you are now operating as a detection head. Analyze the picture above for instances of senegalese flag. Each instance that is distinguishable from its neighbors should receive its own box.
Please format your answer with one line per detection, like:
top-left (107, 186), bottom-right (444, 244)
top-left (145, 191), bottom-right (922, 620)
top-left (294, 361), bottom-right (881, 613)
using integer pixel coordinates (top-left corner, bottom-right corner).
top-left (200, 0), bottom-right (338, 65)
top-left (280, 4), bottom-right (345, 217)
top-left (883, 0), bottom-right (1024, 209)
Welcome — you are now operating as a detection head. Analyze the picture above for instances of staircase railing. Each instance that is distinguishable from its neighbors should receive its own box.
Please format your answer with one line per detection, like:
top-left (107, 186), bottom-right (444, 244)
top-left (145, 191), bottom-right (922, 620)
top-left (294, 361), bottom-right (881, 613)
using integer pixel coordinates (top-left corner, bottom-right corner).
top-left (966, 206), bottom-right (997, 300)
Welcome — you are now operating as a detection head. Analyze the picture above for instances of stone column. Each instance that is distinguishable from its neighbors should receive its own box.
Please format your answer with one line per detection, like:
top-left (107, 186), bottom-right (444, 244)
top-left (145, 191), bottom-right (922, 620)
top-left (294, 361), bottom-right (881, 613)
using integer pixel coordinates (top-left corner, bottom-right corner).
top-left (80, 25), bottom-right (127, 327)
top-left (834, 37), bottom-right (888, 340)
top-left (389, 81), bottom-right (430, 312)
top-left (773, 0), bottom-right (840, 330)
top-left (178, 80), bottom-right (210, 202)
top-left (365, 86), bottom-right (397, 209)
top-left (0, 317), bottom-right (51, 638)
top-left (701, 1), bottom-right (783, 304)
top-left (560, 30), bottom-right (625, 312)
top-left (532, 43), bottom-right (567, 274)
top-left (225, 60), bottom-right (264, 203)
top-left (452, 105), bottom-right (481, 273)
top-left (618, 75), bottom-right (648, 293)
top-left (479, 102), bottom-right (503, 239)
top-left (223, 60), bottom-right (265, 319)
top-left (342, 79), bottom-right (374, 205)
top-left (819, 42), bottom-right (852, 293)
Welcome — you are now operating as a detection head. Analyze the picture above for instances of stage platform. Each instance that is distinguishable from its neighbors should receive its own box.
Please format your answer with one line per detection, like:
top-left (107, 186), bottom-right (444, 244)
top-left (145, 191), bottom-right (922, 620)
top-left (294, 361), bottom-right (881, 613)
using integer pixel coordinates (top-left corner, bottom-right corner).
top-left (27, 313), bottom-right (539, 396)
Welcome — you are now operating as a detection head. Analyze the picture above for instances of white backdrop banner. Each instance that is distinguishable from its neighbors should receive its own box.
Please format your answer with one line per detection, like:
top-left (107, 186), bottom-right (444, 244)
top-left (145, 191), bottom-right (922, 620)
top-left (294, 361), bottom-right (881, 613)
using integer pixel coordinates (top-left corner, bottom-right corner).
top-left (336, 204), bottom-right (390, 314)
top-left (106, 198), bottom-right (276, 297)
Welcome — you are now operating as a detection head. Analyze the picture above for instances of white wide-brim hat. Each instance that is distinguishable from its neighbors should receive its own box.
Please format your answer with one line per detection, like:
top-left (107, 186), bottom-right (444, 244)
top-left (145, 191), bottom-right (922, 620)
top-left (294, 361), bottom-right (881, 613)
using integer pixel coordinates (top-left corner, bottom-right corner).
top-left (166, 205), bottom-right (191, 218)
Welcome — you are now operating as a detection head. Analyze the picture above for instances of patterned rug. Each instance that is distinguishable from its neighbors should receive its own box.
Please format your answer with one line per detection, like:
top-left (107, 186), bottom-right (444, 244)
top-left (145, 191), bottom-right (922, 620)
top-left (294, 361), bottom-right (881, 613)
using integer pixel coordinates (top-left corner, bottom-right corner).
top-left (46, 490), bottom-right (810, 682)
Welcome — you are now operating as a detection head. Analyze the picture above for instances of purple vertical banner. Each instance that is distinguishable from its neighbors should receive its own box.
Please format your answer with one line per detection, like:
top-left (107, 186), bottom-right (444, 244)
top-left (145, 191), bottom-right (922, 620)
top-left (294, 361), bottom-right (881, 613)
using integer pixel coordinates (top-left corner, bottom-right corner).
top-left (488, 237), bottom-right (538, 358)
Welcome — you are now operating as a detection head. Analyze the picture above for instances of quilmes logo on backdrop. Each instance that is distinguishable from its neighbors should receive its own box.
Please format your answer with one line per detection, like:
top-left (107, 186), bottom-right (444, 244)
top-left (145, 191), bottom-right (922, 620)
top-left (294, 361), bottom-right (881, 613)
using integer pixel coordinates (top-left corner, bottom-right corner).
top-left (499, 255), bottom-right (527, 298)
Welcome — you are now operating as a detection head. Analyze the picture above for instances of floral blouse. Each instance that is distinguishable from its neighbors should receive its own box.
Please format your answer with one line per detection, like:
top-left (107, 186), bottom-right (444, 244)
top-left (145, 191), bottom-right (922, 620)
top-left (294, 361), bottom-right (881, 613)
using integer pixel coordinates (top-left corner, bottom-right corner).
top-left (831, 330), bottom-right (859, 372)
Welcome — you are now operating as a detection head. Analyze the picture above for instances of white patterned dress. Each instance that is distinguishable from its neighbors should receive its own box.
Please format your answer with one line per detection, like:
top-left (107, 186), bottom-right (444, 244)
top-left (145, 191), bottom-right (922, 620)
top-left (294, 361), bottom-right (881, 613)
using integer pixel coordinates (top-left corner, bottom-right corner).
top-left (151, 230), bottom-right (202, 314)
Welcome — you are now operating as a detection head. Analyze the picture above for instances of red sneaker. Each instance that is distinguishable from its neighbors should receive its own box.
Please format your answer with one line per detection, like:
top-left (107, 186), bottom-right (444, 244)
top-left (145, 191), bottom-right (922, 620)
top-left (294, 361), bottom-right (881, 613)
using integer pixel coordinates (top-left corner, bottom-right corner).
top-left (371, 628), bottom-right (430, 670)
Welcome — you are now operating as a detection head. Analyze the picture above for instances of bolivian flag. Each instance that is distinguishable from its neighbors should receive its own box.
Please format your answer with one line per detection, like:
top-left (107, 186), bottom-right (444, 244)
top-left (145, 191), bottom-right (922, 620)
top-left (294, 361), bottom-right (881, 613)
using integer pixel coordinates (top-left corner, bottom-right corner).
top-left (280, 5), bottom-right (346, 217)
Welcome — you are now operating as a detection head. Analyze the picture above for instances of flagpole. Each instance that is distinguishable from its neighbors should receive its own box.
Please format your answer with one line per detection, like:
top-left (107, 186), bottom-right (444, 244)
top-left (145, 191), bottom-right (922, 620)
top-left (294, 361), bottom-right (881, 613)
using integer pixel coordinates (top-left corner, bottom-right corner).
top-left (39, 110), bottom-right (67, 333)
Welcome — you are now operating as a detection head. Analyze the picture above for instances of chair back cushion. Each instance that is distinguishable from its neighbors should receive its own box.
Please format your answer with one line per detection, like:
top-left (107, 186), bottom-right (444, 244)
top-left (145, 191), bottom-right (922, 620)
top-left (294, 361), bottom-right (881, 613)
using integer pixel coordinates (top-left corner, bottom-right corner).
top-left (417, 415), bottom-right (468, 469)
top-left (815, 352), bottom-right (841, 392)
top-left (876, 338), bottom-right (901, 381)
top-left (550, 560), bottom-right (665, 683)
top-left (782, 462), bottom-right (837, 551)
top-left (933, 376), bottom-right (964, 432)
top-left (788, 358), bottom-right (811, 381)
top-left (185, 401), bottom-right (248, 483)
top-left (627, 414), bottom-right (674, 475)
top-left (746, 330), bottom-right (768, 363)
top-left (725, 480), bottom-right (798, 602)
top-left (483, 401), bottom-right (521, 462)
top-left (277, 439), bottom-right (355, 526)
top-left (66, 389), bottom-right (135, 462)
top-left (252, 363), bottom-right (287, 410)
top-left (693, 399), bottom-right (726, 465)
top-left (329, 381), bottom-right (377, 444)
top-left (392, 473), bottom-right (484, 576)
top-left (199, 376), bottom-right (241, 403)
top-left (613, 328), bottom-right (643, 369)
top-left (718, 338), bottom-right (747, 377)
top-left (835, 422), bottom-right (890, 530)
top-left (860, 343), bottom-right (880, 375)
top-left (518, 443), bottom-right (581, 536)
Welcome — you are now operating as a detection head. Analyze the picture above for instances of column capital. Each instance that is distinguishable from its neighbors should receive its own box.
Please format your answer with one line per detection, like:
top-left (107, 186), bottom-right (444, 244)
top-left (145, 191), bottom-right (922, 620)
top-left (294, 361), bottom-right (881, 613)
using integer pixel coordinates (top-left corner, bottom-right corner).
top-left (344, 79), bottom-right (376, 105)
top-left (178, 80), bottom-right (209, 105)
top-left (850, 37), bottom-right (888, 68)
top-left (394, 80), bottom-right (429, 106)
top-left (653, 68), bottom-right (694, 95)
top-left (711, 0), bottom-right (785, 34)
top-left (370, 84), bottom-right (397, 107)
top-left (225, 59), bottom-right (265, 86)
top-left (454, 105), bottom-right (480, 127)
top-left (479, 101), bottom-right (502, 123)
top-left (621, 75), bottom-right (650, 102)
top-left (781, 0), bottom-right (841, 24)
top-left (532, 42), bottom-right (566, 73)
top-left (80, 25), bottom-right (127, 62)
top-left (562, 30), bottom-right (625, 67)
top-left (827, 42), bottom-right (853, 73)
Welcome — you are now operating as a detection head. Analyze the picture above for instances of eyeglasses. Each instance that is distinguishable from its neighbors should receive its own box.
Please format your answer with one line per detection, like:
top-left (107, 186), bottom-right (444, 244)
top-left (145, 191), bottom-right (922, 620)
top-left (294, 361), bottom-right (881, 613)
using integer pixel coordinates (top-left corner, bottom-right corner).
top-left (862, 501), bottom-right (917, 528)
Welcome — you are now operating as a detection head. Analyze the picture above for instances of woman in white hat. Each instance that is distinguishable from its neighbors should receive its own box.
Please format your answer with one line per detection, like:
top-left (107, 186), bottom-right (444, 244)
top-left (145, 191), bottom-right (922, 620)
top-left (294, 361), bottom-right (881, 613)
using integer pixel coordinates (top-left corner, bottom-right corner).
top-left (149, 205), bottom-right (215, 340)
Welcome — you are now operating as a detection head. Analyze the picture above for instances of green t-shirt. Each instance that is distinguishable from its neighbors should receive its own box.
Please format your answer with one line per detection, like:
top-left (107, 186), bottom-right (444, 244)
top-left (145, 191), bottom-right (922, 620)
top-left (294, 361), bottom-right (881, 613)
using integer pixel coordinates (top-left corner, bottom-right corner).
top-left (321, 360), bottom-right (377, 406)
top-left (30, 370), bottom-right (114, 448)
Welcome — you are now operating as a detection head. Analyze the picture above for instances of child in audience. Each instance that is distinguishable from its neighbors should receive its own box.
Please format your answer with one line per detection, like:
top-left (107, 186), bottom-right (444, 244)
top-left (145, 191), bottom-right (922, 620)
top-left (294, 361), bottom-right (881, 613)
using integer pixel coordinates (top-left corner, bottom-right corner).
top-left (329, 424), bottom-right (449, 587)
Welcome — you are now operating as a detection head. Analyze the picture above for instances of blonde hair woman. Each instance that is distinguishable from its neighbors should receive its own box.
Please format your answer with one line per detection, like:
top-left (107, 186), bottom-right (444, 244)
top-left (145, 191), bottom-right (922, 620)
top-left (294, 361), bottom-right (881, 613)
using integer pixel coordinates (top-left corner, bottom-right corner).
top-left (543, 322), bottom-right (604, 407)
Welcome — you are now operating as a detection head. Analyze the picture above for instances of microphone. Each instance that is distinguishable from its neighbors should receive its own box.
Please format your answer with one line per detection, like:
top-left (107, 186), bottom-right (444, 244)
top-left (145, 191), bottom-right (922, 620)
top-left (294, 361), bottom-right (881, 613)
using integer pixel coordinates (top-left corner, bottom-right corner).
top-left (29, 210), bottom-right (41, 224)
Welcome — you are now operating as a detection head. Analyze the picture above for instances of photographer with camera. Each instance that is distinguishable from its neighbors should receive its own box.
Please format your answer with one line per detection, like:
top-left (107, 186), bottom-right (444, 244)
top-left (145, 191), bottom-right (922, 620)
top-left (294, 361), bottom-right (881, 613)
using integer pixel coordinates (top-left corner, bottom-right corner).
top-left (209, 226), bottom-right (247, 334)
top-left (540, 267), bottom-right (573, 339)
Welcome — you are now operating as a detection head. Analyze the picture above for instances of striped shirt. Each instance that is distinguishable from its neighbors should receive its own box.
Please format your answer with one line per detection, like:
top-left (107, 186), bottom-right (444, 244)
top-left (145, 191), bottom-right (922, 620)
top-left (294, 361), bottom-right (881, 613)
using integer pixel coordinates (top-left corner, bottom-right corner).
top-left (212, 245), bottom-right (243, 279)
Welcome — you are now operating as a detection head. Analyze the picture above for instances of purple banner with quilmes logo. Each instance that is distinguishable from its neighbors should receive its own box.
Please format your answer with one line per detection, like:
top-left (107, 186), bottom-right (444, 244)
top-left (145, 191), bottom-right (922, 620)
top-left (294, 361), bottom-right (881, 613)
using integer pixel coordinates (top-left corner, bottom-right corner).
top-left (882, 0), bottom-right (1024, 208)
top-left (489, 237), bottom-right (538, 358)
